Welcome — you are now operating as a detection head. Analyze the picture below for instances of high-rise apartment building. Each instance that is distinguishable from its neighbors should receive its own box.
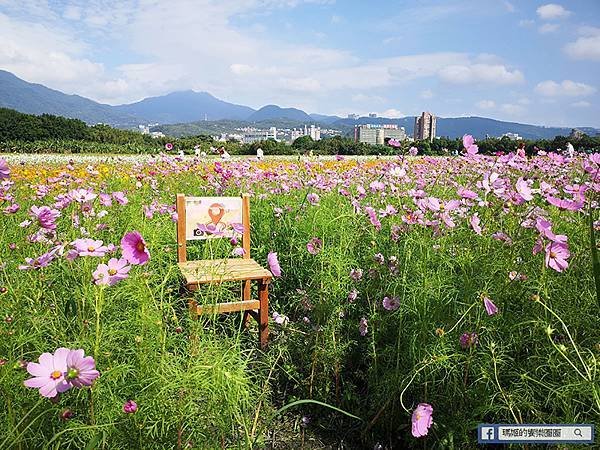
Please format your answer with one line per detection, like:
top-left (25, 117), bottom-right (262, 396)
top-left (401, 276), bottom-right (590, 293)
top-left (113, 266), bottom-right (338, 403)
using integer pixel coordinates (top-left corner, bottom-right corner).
top-left (413, 112), bottom-right (436, 142)
top-left (354, 124), bottom-right (407, 145)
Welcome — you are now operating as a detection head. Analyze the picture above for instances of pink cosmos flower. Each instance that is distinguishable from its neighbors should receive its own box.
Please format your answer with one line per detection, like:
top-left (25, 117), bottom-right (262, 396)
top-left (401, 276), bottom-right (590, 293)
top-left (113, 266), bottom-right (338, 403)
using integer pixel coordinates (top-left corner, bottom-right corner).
top-left (545, 242), bottom-right (570, 273)
top-left (382, 296), bottom-right (400, 311)
top-left (306, 237), bottom-right (322, 255)
top-left (231, 247), bottom-right (245, 257)
top-left (272, 311), bottom-right (289, 325)
top-left (112, 191), bottom-right (129, 205)
top-left (123, 400), bottom-right (138, 414)
top-left (267, 251), bottom-right (281, 277)
top-left (69, 189), bottom-right (96, 203)
top-left (93, 258), bottom-right (131, 286)
top-left (365, 207), bottom-right (381, 230)
top-left (348, 289), bottom-right (359, 302)
top-left (4, 203), bottom-right (20, 214)
top-left (349, 268), bottom-right (363, 281)
top-left (0, 158), bottom-right (10, 179)
top-left (516, 178), bottom-right (533, 201)
top-left (470, 214), bottom-right (482, 235)
top-left (408, 147), bottom-right (418, 156)
top-left (165, 143), bottom-right (173, 150)
top-left (73, 238), bottom-right (109, 257)
top-left (121, 231), bottom-right (150, 265)
top-left (463, 134), bottom-right (478, 155)
top-left (24, 348), bottom-right (71, 398)
top-left (306, 193), bottom-right (320, 205)
top-left (64, 349), bottom-right (99, 388)
top-left (411, 403), bottom-right (433, 438)
top-left (388, 138), bottom-right (401, 147)
top-left (99, 193), bottom-right (112, 207)
top-left (18, 251), bottom-right (55, 270)
top-left (483, 297), bottom-right (498, 316)
top-left (30, 205), bottom-right (60, 231)
top-left (359, 317), bottom-right (368, 336)
top-left (458, 187), bottom-right (478, 200)
top-left (546, 196), bottom-right (584, 211)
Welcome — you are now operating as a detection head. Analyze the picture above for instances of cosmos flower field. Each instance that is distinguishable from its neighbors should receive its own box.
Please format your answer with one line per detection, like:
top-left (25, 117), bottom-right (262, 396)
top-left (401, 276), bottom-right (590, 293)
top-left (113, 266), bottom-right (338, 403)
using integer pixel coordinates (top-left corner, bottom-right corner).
top-left (0, 143), bottom-right (599, 449)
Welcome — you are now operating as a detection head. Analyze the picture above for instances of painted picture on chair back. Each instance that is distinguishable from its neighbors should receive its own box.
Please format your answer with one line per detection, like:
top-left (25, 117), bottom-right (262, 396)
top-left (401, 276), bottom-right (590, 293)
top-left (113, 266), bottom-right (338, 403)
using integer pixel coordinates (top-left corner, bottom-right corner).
top-left (185, 197), bottom-right (244, 240)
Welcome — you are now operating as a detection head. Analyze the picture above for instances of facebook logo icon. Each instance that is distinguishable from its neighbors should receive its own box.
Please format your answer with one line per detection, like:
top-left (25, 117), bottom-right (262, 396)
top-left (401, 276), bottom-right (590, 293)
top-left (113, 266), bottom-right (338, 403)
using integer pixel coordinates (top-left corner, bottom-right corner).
top-left (480, 426), bottom-right (496, 441)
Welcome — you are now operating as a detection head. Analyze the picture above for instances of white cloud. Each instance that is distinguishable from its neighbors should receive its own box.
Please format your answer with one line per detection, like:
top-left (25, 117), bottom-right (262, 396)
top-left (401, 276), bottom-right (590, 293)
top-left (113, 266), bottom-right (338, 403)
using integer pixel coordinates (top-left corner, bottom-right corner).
top-left (351, 93), bottom-right (385, 103)
top-left (437, 63), bottom-right (524, 85)
top-left (536, 3), bottom-right (571, 20)
top-left (378, 108), bottom-right (405, 118)
top-left (501, 103), bottom-right (525, 115)
top-left (330, 14), bottom-right (342, 24)
top-left (571, 100), bottom-right (591, 108)
top-left (476, 100), bottom-right (496, 109)
top-left (564, 28), bottom-right (600, 60)
top-left (420, 89), bottom-right (433, 99)
top-left (534, 80), bottom-right (596, 97)
top-left (538, 23), bottom-right (559, 34)
top-left (503, 1), bottom-right (515, 13)
top-left (519, 19), bottom-right (535, 27)
top-left (0, 12), bottom-right (104, 92)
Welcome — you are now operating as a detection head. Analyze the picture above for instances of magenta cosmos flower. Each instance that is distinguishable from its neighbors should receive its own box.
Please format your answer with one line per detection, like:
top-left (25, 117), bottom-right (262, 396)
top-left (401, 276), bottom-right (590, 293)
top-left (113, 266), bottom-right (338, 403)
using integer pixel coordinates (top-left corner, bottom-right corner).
top-left (545, 242), bottom-right (570, 272)
top-left (123, 400), bottom-right (138, 414)
top-left (121, 231), bottom-right (150, 265)
top-left (165, 143), bottom-right (173, 150)
top-left (93, 258), bottom-right (131, 286)
top-left (30, 205), bottom-right (60, 231)
top-left (483, 296), bottom-right (498, 316)
top-left (64, 349), bottom-right (99, 388)
top-left (411, 403), bottom-right (433, 438)
top-left (24, 348), bottom-right (71, 398)
top-left (306, 237), bottom-right (322, 255)
top-left (267, 251), bottom-right (281, 277)
top-left (0, 158), bottom-right (10, 179)
top-left (460, 332), bottom-right (479, 349)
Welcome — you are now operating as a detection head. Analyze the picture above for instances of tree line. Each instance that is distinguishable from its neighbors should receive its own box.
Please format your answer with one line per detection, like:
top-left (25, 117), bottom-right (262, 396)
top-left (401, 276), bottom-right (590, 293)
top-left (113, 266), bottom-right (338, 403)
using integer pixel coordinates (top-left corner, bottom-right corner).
top-left (1, 107), bottom-right (599, 155)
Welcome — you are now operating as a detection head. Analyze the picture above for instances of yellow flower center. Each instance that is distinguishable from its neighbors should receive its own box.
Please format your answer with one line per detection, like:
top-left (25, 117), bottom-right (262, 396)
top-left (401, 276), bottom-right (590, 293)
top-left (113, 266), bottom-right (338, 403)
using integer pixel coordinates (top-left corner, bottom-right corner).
top-left (550, 251), bottom-right (556, 258)
top-left (88, 246), bottom-right (96, 252)
top-left (108, 268), bottom-right (117, 275)
top-left (136, 242), bottom-right (145, 252)
top-left (50, 370), bottom-right (62, 380)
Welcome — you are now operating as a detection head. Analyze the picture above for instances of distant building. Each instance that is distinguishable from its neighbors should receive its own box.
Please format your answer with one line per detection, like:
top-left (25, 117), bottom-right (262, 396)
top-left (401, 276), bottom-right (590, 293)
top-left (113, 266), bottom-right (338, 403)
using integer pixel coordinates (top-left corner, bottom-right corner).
top-left (243, 127), bottom-right (277, 144)
top-left (307, 124), bottom-right (321, 141)
top-left (291, 125), bottom-right (321, 142)
top-left (355, 124), bottom-right (406, 145)
top-left (368, 113), bottom-right (377, 118)
top-left (501, 132), bottom-right (522, 141)
top-left (414, 112), bottom-right (436, 142)
top-left (347, 114), bottom-right (359, 120)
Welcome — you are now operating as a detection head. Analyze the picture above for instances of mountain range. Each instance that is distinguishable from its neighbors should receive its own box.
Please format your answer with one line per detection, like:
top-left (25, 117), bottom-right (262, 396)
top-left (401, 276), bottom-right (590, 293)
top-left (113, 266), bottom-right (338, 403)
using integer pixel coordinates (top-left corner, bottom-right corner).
top-left (1, 69), bottom-right (598, 140)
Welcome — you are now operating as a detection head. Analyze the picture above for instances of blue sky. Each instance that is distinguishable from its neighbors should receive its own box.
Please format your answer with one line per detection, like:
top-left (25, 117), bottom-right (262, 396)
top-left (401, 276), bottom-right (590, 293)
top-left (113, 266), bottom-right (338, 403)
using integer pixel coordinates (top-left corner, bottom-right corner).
top-left (0, 0), bottom-right (599, 126)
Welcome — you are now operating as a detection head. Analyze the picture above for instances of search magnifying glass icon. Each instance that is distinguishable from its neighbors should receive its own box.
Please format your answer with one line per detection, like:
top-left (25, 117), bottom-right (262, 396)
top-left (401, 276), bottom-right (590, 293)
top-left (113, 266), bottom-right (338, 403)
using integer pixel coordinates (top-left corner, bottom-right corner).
top-left (574, 428), bottom-right (583, 437)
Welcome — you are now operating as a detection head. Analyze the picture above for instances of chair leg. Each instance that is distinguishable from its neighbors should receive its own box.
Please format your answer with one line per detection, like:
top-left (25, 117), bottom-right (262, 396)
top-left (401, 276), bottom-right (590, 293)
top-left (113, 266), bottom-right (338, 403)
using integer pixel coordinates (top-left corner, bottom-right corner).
top-left (258, 279), bottom-right (269, 349)
top-left (242, 280), bottom-right (252, 328)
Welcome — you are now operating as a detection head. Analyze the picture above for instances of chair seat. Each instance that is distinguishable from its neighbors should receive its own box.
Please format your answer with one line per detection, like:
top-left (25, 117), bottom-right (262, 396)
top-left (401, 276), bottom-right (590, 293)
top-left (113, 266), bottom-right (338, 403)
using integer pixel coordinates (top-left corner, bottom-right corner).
top-left (178, 258), bottom-right (272, 286)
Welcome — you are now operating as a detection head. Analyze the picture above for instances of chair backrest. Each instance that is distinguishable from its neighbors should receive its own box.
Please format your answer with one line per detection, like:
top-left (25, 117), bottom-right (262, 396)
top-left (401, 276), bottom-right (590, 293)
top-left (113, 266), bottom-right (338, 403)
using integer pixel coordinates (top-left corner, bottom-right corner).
top-left (176, 193), bottom-right (250, 263)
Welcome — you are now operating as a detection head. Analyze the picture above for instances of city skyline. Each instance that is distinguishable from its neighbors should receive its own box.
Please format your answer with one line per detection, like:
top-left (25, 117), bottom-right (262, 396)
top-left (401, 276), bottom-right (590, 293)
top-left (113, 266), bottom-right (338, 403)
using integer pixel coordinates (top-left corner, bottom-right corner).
top-left (0, 1), bottom-right (599, 127)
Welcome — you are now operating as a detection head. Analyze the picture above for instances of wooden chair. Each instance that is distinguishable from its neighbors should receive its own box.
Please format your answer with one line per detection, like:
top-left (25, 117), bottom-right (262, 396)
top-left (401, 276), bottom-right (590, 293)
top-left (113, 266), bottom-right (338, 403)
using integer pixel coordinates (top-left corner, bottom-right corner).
top-left (176, 193), bottom-right (271, 348)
